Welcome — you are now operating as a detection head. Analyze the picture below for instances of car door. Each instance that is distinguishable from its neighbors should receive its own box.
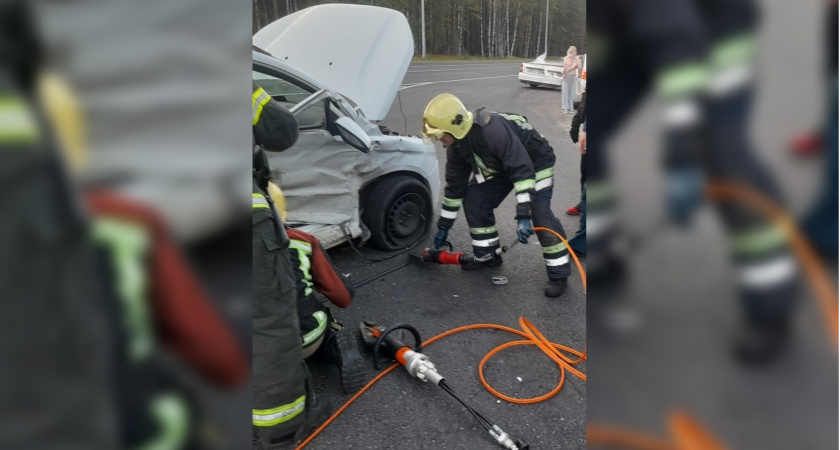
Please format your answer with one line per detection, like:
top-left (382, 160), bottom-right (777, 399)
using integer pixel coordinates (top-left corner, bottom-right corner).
top-left (253, 65), bottom-right (369, 230)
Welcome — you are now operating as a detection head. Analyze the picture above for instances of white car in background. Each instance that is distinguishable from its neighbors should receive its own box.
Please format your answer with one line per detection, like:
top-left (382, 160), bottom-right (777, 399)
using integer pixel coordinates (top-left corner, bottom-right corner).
top-left (519, 53), bottom-right (586, 103)
top-left (253, 4), bottom-right (440, 250)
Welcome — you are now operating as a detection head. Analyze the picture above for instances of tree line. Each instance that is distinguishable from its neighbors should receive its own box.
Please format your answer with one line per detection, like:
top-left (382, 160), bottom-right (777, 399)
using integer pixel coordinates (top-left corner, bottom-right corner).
top-left (253, 0), bottom-right (585, 58)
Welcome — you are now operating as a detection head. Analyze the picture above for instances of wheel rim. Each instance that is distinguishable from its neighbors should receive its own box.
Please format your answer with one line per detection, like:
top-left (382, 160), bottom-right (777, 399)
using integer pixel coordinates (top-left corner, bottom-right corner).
top-left (386, 192), bottom-right (426, 246)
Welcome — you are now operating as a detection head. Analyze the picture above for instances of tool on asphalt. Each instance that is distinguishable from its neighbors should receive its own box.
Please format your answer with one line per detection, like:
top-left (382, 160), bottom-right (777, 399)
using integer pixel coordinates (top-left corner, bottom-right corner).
top-left (294, 317), bottom-right (586, 450)
top-left (359, 320), bottom-right (530, 450)
top-left (491, 276), bottom-right (508, 285)
top-left (409, 239), bottom-right (519, 266)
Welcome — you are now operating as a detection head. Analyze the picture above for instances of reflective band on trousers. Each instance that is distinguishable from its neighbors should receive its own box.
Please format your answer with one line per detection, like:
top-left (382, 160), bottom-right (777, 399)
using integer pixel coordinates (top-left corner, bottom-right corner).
top-left (731, 225), bottom-right (786, 256)
top-left (472, 237), bottom-right (500, 247)
top-left (470, 225), bottom-right (497, 235)
top-left (516, 193), bottom-right (530, 204)
top-left (545, 255), bottom-right (570, 266)
top-left (739, 255), bottom-right (796, 289)
top-left (542, 242), bottom-right (567, 254)
top-left (440, 209), bottom-right (458, 219)
top-left (712, 33), bottom-right (756, 69)
top-left (253, 395), bottom-right (306, 427)
top-left (535, 167), bottom-right (553, 181)
top-left (656, 62), bottom-right (710, 99)
top-left (442, 197), bottom-right (463, 208)
top-left (302, 311), bottom-right (328, 347)
top-left (252, 88), bottom-right (272, 126)
top-left (253, 193), bottom-right (269, 209)
top-left (663, 100), bottom-right (700, 127)
top-left (514, 179), bottom-right (536, 193)
top-left (535, 177), bottom-right (553, 191)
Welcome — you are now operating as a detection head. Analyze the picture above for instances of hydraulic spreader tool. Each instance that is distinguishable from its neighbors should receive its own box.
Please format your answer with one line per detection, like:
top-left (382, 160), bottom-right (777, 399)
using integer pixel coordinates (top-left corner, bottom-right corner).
top-left (409, 240), bottom-right (519, 266)
top-left (360, 321), bottom-right (530, 450)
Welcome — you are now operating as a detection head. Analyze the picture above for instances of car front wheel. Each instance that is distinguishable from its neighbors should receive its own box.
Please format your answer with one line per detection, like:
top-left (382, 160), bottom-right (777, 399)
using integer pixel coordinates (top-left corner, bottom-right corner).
top-left (363, 175), bottom-right (431, 251)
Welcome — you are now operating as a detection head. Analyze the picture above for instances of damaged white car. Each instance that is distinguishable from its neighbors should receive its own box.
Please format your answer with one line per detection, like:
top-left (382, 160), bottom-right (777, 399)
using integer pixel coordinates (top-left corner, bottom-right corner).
top-left (253, 5), bottom-right (440, 250)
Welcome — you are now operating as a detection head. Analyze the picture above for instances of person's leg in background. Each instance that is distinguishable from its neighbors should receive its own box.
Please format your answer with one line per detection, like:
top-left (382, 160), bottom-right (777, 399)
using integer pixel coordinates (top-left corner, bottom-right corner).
top-left (701, 1), bottom-right (800, 363)
top-left (585, 49), bottom-right (651, 334)
top-left (567, 182), bottom-right (586, 256)
top-left (531, 164), bottom-right (573, 297)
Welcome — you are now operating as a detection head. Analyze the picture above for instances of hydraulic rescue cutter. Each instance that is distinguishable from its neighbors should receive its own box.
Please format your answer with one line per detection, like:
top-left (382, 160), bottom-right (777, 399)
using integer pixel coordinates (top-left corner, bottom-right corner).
top-left (359, 321), bottom-right (530, 450)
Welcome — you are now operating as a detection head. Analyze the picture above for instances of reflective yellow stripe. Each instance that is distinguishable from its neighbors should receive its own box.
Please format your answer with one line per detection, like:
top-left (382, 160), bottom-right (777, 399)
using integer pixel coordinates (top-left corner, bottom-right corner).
top-left (514, 179), bottom-right (536, 193)
top-left (712, 33), bottom-right (756, 69)
top-left (91, 218), bottom-right (154, 363)
top-left (731, 225), bottom-right (786, 256)
top-left (0, 97), bottom-right (38, 144)
top-left (442, 197), bottom-right (463, 208)
top-left (253, 193), bottom-right (270, 209)
top-left (542, 242), bottom-right (567, 254)
top-left (289, 240), bottom-right (312, 254)
top-left (656, 63), bottom-right (710, 99)
top-left (290, 239), bottom-right (315, 298)
top-left (302, 311), bottom-right (328, 347)
top-left (253, 395), bottom-right (306, 427)
top-left (136, 393), bottom-right (190, 450)
top-left (252, 88), bottom-right (272, 126)
top-left (470, 226), bottom-right (497, 235)
top-left (535, 167), bottom-right (553, 181)
top-left (474, 154), bottom-right (496, 175)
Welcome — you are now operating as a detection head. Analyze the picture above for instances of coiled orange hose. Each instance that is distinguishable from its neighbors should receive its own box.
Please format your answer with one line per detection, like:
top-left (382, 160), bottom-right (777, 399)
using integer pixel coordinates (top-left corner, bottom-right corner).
top-left (294, 235), bottom-right (588, 449)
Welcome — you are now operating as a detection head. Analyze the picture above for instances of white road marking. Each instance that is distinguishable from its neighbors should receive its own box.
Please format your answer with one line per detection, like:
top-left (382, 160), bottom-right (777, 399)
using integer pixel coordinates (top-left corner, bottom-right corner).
top-left (406, 66), bottom-right (517, 73)
top-left (399, 75), bottom-right (518, 91)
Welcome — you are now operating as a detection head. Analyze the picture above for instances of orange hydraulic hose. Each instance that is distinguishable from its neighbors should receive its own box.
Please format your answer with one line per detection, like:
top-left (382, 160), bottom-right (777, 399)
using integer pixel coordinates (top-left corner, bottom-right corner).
top-left (534, 226), bottom-right (587, 292)
top-left (294, 317), bottom-right (587, 449)
top-left (294, 224), bottom-right (588, 449)
top-left (586, 424), bottom-right (677, 450)
top-left (705, 181), bottom-right (839, 347)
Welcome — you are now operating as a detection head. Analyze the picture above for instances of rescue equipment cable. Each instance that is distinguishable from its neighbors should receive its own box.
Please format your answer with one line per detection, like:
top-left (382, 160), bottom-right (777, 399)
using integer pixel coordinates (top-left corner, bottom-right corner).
top-left (295, 317), bottom-right (587, 449)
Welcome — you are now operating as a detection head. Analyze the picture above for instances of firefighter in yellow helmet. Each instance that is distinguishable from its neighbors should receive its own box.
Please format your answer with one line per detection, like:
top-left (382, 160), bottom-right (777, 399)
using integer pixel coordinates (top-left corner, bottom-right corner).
top-left (423, 94), bottom-right (571, 298)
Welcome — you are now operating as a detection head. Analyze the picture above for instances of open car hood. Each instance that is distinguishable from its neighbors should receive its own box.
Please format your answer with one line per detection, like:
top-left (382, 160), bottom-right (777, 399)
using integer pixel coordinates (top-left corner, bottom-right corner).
top-left (253, 4), bottom-right (413, 121)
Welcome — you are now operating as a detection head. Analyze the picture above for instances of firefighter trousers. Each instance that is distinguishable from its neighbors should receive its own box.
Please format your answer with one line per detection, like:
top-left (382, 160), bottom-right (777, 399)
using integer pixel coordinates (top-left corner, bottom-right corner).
top-left (463, 176), bottom-right (571, 280)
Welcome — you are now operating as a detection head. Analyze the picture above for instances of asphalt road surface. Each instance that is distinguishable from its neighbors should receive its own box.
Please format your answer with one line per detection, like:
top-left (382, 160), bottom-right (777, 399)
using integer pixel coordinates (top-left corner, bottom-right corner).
top-left (585, 0), bottom-right (838, 448)
top-left (304, 60), bottom-right (588, 449)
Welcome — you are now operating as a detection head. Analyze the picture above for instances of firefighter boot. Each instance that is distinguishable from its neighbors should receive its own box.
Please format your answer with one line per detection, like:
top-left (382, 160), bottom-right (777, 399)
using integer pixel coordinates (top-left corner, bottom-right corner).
top-left (461, 254), bottom-right (503, 270)
top-left (291, 392), bottom-right (332, 446)
top-left (733, 315), bottom-right (791, 364)
top-left (544, 278), bottom-right (568, 298)
top-left (323, 327), bottom-right (366, 393)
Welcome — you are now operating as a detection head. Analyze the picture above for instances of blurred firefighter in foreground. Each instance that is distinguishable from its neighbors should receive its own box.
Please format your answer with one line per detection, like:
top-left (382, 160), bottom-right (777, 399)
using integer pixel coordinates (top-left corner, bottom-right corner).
top-left (1, 2), bottom-right (248, 448)
top-left (254, 81), bottom-right (368, 448)
top-left (251, 81), bottom-right (313, 449)
top-left (422, 93), bottom-right (572, 298)
top-left (588, 0), bottom-right (800, 362)
top-left (44, 45), bottom-right (248, 450)
top-left (0, 2), bottom-right (119, 446)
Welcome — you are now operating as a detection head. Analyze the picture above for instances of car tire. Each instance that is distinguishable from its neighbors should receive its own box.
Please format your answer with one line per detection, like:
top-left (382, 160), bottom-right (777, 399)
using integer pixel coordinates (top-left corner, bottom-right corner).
top-left (363, 175), bottom-right (431, 251)
top-left (528, 83), bottom-right (538, 88)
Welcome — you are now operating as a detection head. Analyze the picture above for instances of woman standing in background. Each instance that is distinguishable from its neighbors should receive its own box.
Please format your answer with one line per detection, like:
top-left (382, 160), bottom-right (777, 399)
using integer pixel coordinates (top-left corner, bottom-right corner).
top-left (561, 46), bottom-right (581, 113)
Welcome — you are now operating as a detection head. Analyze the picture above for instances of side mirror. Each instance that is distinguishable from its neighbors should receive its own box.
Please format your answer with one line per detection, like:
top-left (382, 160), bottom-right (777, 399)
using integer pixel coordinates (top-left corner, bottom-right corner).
top-left (334, 116), bottom-right (371, 153)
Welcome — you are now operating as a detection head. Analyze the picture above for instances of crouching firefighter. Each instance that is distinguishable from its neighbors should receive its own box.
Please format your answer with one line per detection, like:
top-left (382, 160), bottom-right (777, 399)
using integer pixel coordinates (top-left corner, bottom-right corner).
top-left (252, 82), bottom-right (325, 449)
top-left (422, 94), bottom-right (571, 297)
top-left (286, 228), bottom-right (365, 394)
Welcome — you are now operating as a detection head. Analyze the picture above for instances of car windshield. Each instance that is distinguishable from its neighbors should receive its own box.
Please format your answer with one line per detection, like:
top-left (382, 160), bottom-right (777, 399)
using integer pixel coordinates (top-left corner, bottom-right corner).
top-left (253, 69), bottom-right (324, 129)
